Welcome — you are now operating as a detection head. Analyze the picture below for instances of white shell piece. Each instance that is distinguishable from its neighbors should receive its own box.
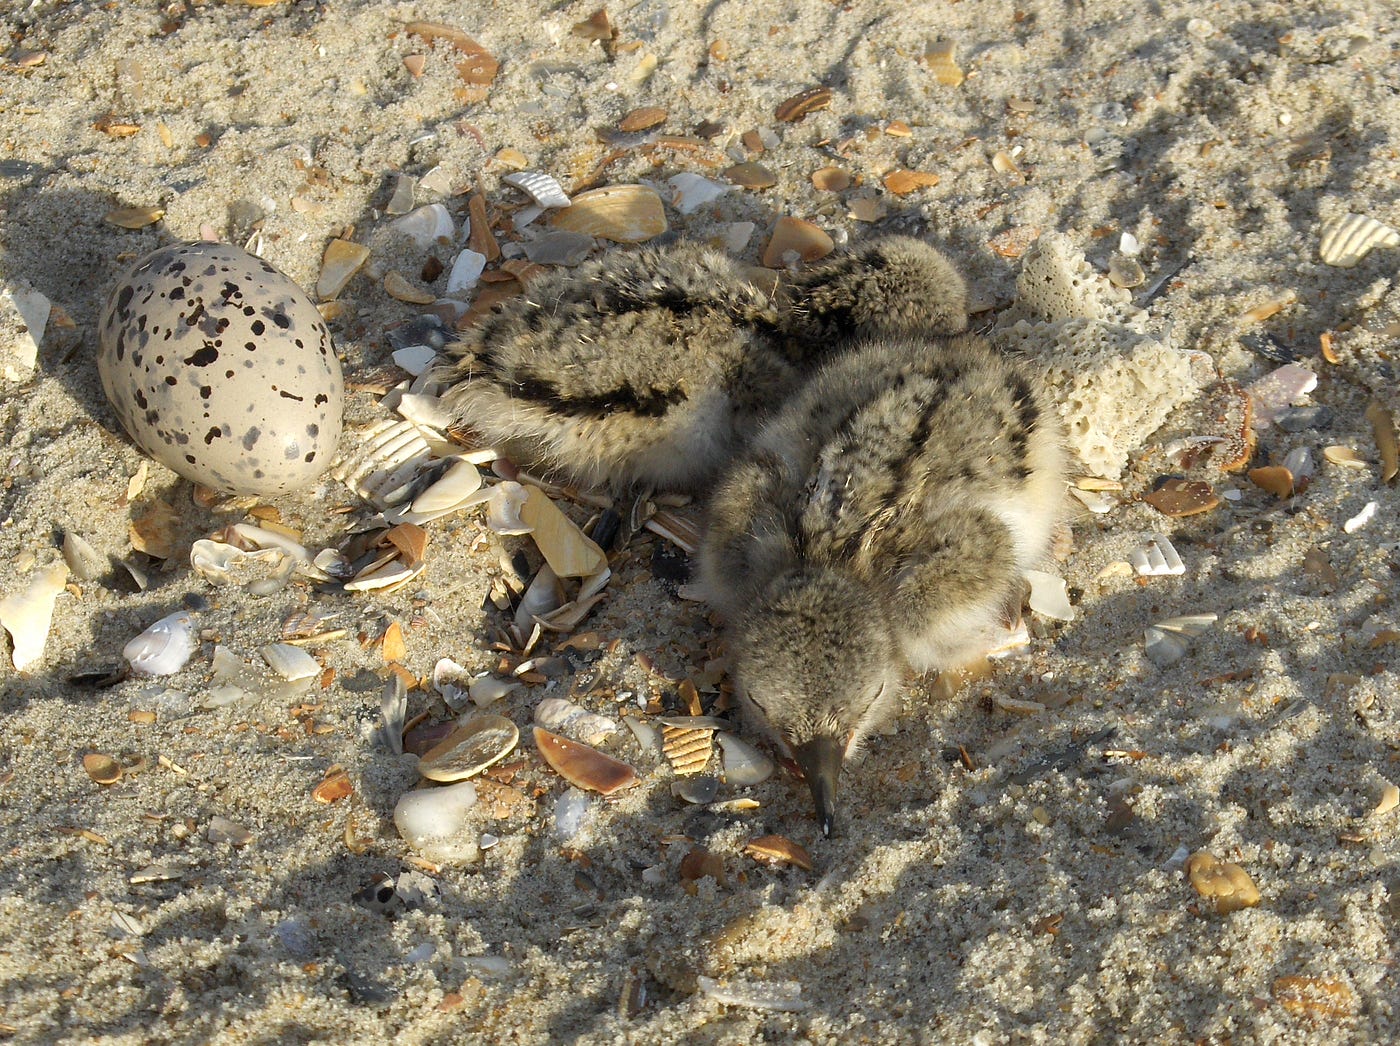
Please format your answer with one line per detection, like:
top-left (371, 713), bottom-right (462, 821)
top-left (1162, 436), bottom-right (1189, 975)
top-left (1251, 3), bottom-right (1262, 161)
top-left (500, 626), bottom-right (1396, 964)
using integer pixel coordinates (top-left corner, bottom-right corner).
top-left (717, 733), bottom-right (775, 786)
top-left (332, 419), bottom-right (448, 507)
top-left (502, 171), bottom-right (572, 209)
top-left (391, 203), bottom-right (457, 249)
top-left (1025, 570), bottom-right (1075, 621)
top-left (1143, 627), bottom-right (1190, 667)
top-left (201, 683), bottom-right (252, 709)
top-left (1069, 488), bottom-right (1116, 513)
top-left (1318, 212), bottom-right (1400, 268)
top-left (534, 696), bottom-right (619, 745)
top-left (61, 532), bottom-right (107, 581)
top-left (392, 345), bottom-right (438, 376)
top-left (394, 781), bottom-right (480, 863)
top-left (552, 788), bottom-right (593, 842)
top-left (468, 673), bottom-right (521, 706)
top-left (515, 564), bottom-right (563, 632)
top-left (1283, 446), bottom-right (1314, 483)
top-left (624, 717), bottom-right (663, 755)
top-left (1154, 613), bottom-right (1218, 637)
top-left (696, 976), bottom-right (809, 1013)
top-left (229, 523), bottom-right (309, 563)
top-left (432, 657), bottom-right (471, 710)
top-left (411, 458), bottom-right (483, 515)
top-left (190, 539), bottom-right (286, 584)
top-left (1119, 231), bottom-right (1140, 256)
top-left (381, 676), bottom-right (407, 755)
top-left (260, 643), bottom-right (320, 681)
top-left (668, 173), bottom-right (733, 215)
top-left (394, 392), bottom-right (455, 432)
top-left (0, 562), bottom-right (67, 671)
top-left (513, 204), bottom-right (545, 231)
top-left (124, 611), bottom-right (196, 677)
top-left (1246, 364), bottom-right (1318, 428)
top-left (486, 481), bottom-right (533, 535)
top-left (445, 249), bottom-right (488, 296)
top-left (723, 221), bottom-right (755, 253)
top-left (344, 559), bottom-right (425, 592)
top-left (1, 278), bottom-right (51, 379)
top-left (1344, 500), bottom-right (1378, 533)
top-left (1129, 535), bottom-right (1185, 576)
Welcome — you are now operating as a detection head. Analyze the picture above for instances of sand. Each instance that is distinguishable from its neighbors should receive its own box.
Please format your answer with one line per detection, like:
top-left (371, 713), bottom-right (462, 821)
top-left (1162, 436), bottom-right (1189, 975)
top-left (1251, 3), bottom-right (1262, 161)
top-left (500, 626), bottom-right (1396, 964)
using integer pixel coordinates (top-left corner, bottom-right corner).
top-left (1, 0), bottom-right (1398, 1041)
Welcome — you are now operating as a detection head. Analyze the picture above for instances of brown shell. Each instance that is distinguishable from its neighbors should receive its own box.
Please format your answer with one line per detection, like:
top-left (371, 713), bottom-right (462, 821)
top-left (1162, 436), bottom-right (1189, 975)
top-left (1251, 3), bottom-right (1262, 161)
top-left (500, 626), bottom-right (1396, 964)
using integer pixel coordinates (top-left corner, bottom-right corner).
top-left (533, 727), bottom-right (639, 795)
top-left (744, 834), bottom-right (814, 872)
top-left (775, 86), bottom-right (833, 123)
top-left (550, 185), bottom-right (667, 243)
top-left (762, 217), bottom-right (834, 267)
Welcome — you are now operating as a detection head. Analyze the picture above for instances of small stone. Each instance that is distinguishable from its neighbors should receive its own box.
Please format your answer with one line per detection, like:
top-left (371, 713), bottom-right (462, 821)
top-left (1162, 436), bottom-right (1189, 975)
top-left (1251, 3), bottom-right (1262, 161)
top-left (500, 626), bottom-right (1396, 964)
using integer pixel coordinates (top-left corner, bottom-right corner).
top-left (393, 781), bottom-right (480, 863)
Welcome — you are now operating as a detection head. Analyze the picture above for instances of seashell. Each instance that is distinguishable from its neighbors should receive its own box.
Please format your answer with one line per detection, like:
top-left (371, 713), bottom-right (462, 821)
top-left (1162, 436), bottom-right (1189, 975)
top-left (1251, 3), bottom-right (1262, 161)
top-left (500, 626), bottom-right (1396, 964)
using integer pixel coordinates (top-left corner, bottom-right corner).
top-left (1142, 479), bottom-right (1220, 517)
top-left (1186, 851), bottom-right (1261, 914)
top-left (774, 85), bottom-right (832, 123)
top-left (744, 834), bottom-right (813, 871)
top-left (391, 203), bottom-right (457, 249)
top-left (994, 695), bottom-right (1046, 715)
top-left (0, 562), bottom-right (68, 671)
top-left (391, 345), bottom-right (438, 377)
top-left (619, 106), bottom-right (667, 132)
top-left (624, 716), bottom-right (663, 755)
top-left (385, 174), bottom-right (416, 215)
top-left (229, 523), bottom-right (309, 563)
top-left (83, 753), bottom-right (123, 786)
top-left (384, 271), bottom-right (435, 305)
top-left (1371, 782), bottom-right (1400, 819)
top-left (1144, 613), bottom-right (1217, 668)
top-left (1323, 445), bottom-right (1368, 469)
top-left (313, 767), bottom-right (353, 804)
top-left (316, 238), bottom-right (370, 301)
top-left (810, 167), bottom-right (851, 192)
top-left (1129, 535), bottom-right (1185, 576)
top-left (515, 564), bottom-right (564, 633)
top-left (1246, 363), bottom-right (1318, 429)
top-left (486, 481), bottom-right (533, 535)
top-left (882, 169), bottom-right (940, 195)
top-left (553, 788), bottom-right (593, 842)
top-left (923, 40), bottom-right (965, 86)
top-left (394, 781), bottom-right (481, 863)
top-left (104, 205), bottom-right (164, 230)
top-left (406, 457), bottom-right (485, 520)
top-left (344, 558), bottom-right (424, 592)
top-left (469, 673), bottom-right (522, 707)
top-left (61, 532), bottom-right (108, 581)
top-left (1343, 500), bottom-right (1378, 534)
top-left (123, 611), bottom-right (196, 677)
top-left (312, 548), bottom-right (354, 581)
top-left (1108, 255), bottom-right (1144, 289)
top-left (445, 249), bottom-right (488, 297)
top-left (260, 643), bottom-right (320, 682)
top-left (418, 715), bottom-right (520, 782)
top-left (671, 776), bottom-right (719, 804)
top-left (1069, 488), bottom-right (1116, 513)
top-left (404, 21), bottom-right (498, 88)
top-left (1025, 570), bottom-right (1075, 621)
top-left (1366, 400), bottom-right (1398, 482)
top-left (502, 171), bottom-right (571, 209)
top-left (518, 488), bottom-right (607, 578)
top-left (717, 733), bottom-right (774, 786)
top-left (668, 173), bottom-right (732, 215)
top-left (534, 697), bottom-right (618, 745)
top-left (207, 816), bottom-right (253, 846)
top-left (723, 162), bottom-right (778, 189)
top-left (1248, 465), bottom-right (1294, 498)
top-left (384, 522), bottom-right (429, 568)
top-left (1318, 212), bottom-right (1399, 268)
top-left (533, 726), bottom-right (639, 795)
top-left (378, 675), bottom-right (407, 755)
top-left (1, 277), bottom-right (50, 379)
top-left (550, 185), bottom-right (667, 243)
top-left (1272, 977), bottom-right (1356, 1020)
top-left (662, 724), bottom-right (713, 776)
top-left (656, 715), bottom-right (733, 731)
top-left (331, 418), bottom-right (444, 507)
top-left (762, 217), bottom-right (834, 268)
top-left (190, 539), bottom-right (286, 586)
top-left (696, 976), bottom-right (809, 1013)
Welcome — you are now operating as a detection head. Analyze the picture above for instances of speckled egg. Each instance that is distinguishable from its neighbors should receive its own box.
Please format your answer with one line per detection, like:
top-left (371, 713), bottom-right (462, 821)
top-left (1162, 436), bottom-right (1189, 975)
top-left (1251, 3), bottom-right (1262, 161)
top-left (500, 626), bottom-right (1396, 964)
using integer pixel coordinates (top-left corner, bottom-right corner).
top-left (98, 241), bottom-right (343, 495)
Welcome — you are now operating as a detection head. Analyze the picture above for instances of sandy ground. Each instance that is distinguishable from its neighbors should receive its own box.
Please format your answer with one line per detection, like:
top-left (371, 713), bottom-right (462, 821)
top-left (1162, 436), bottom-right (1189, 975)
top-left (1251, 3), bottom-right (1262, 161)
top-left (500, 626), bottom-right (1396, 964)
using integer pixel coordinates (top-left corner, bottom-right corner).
top-left (1, 0), bottom-right (1398, 1041)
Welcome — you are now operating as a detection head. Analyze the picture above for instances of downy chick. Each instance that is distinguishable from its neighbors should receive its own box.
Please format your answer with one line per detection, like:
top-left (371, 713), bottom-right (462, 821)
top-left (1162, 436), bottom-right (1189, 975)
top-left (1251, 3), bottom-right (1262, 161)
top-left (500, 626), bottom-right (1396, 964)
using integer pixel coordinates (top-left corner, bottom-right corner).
top-left (438, 242), bottom-right (794, 495)
top-left (699, 334), bottom-right (1067, 836)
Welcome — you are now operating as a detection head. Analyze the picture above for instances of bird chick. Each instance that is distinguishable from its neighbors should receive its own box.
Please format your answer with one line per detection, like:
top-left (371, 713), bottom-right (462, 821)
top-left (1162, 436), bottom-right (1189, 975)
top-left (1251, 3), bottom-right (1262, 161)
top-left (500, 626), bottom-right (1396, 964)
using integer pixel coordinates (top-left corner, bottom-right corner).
top-left (771, 235), bottom-right (970, 363)
top-left (438, 242), bottom-right (795, 494)
top-left (699, 334), bottom-right (1066, 836)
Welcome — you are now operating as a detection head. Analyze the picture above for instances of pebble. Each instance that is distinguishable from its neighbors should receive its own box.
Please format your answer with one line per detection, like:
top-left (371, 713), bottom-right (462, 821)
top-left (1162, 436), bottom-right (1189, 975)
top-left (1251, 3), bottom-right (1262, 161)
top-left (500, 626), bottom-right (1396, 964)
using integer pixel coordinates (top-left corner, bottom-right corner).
top-left (393, 782), bottom-right (481, 863)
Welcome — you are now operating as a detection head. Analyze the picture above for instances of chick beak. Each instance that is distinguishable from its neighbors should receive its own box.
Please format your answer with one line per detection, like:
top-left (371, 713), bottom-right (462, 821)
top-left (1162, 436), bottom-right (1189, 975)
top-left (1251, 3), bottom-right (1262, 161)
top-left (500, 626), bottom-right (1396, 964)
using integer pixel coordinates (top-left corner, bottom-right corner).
top-left (793, 735), bottom-right (844, 838)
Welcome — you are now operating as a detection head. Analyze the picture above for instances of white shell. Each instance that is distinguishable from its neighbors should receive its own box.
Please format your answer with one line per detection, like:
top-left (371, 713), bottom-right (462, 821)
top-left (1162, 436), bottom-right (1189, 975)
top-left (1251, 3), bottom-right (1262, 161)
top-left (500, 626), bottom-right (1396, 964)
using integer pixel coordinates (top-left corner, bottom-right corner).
top-left (332, 418), bottom-right (454, 508)
top-left (502, 171), bottom-right (571, 209)
top-left (393, 782), bottom-right (480, 863)
top-left (124, 610), bottom-right (196, 676)
top-left (1025, 570), bottom-right (1075, 621)
top-left (446, 249), bottom-right (488, 296)
top-left (668, 173), bottom-right (733, 215)
top-left (0, 562), bottom-right (68, 671)
top-left (1318, 212), bottom-right (1400, 268)
top-left (391, 203), bottom-right (457, 249)
top-left (61, 532), bottom-right (107, 581)
top-left (383, 457), bottom-right (488, 526)
top-left (1129, 535), bottom-right (1185, 576)
top-left (696, 976), bottom-right (809, 1013)
top-left (260, 643), bottom-right (320, 681)
top-left (1344, 500), bottom-right (1378, 533)
top-left (468, 673), bottom-right (521, 706)
top-left (1144, 613), bottom-right (1217, 667)
top-left (717, 733), bottom-right (775, 786)
top-left (190, 539), bottom-right (286, 584)
top-left (344, 558), bottom-right (425, 592)
top-left (1246, 364), bottom-right (1319, 428)
top-left (534, 697), bottom-right (618, 745)
top-left (486, 481), bottom-right (533, 535)
top-left (392, 345), bottom-right (438, 376)
top-left (432, 657), bottom-right (472, 710)
top-left (1, 277), bottom-right (50, 380)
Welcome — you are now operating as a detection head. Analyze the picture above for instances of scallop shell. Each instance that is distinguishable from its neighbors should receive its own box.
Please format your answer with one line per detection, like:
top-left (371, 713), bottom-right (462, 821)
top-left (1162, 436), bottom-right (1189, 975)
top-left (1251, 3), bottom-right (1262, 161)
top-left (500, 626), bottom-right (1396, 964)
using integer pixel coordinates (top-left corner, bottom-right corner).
top-left (550, 185), bottom-right (667, 243)
top-left (418, 715), bottom-right (520, 782)
top-left (533, 726), bottom-right (639, 795)
top-left (662, 724), bottom-right (713, 776)
top-left (332, 419), bottom-right (454, 508)
top-left (0, 562), bottom-right (68, 671)
top-left (124, 611), bottom-right (196, 677)
top-left (1129, 535), bottom-right (1185, 576)
top-left (1318, 213), bottom-right (1399, 268)
top-left (502, 171), bottom-right (571, 209)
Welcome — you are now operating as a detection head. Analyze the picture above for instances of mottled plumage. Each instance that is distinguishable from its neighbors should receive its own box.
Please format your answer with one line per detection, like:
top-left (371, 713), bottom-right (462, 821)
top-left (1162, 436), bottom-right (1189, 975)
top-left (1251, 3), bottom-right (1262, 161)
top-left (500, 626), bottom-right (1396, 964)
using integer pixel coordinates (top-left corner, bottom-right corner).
top-left (699, 334), bottom-right (1067, 835)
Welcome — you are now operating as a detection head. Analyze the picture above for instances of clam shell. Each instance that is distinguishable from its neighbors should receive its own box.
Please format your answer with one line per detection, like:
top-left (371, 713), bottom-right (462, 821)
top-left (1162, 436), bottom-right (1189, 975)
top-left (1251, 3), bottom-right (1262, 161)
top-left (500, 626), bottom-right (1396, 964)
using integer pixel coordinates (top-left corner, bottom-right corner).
top-left (124, 611), bottom-right (196, 677)
top-left (260, 643), bottom-right (321, 681)
top-left (344, 558), bottom-right (425, 592)
top-left (882, 169), bottom-right (941, 195)
top-left (661, 724), bottom-right (713, 776)
top-left (550, 185), bottom-right (667, 243)
top-left (1248, 465), bottom-right (1295, 498)
top-left (533, 726), bottom-right (639, 795)
top-left (810, 167), bottom-right (851, 191)
top-left (1318, 212), bottom-right (1399, 268)
top-left (744, 834), bottom-right (813, 871)
top-left (393, 781), bottom-right (480, 863)
top-left (518, 488), bottom-right (607, 577)
top-left (190, 539), bottom-right (285, 585)
top-left (668, 172), bottom-right (732, 215)
top-left (0, 562), bottom-right (68, 671)
top-left (391, 203), bottom-right (457, 249)
top-left (696, 976), bottom-right (808, 1013)
top-left (762, 217), bottom-right (834, 267)
top-left (502, 171), bottom-right (571, 209)
top-left (83, 753), bottom-right (123, 785)
top-left (717, 733), bottom-right (774, 786)
top-left (418, 715), bottom-right (520, 782)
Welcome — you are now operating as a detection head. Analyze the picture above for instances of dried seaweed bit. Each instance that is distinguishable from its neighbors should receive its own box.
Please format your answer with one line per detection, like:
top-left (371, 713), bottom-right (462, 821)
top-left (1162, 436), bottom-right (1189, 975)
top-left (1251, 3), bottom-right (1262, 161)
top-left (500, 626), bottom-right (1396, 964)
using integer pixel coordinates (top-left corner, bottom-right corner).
top-left (774, 86), bottom-right (832, 123)
top-left (1186, 851), bottom-right (1260, 914)
top-left (1364, 400), bottom-right (1398, 483)
top-left (533, 727), bottom-right (638, 795)
top-left (1142, 478), bottom-right (1220, 517)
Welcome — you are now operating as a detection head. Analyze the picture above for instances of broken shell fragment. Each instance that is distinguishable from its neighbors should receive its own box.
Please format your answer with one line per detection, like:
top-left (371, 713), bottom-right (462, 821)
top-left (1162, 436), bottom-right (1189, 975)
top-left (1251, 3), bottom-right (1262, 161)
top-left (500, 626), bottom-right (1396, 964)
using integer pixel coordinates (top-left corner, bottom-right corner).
top-left (485, 481), bottom-right (532, 535)
top-left (744, 834), bottom-right (814, 872)
top-left (619, 106), bottom-right (667, 132)
top-left (1143, 479), bottom-right (1220, 517)
top-left (83, 753), bottom-right (123, 786)
top-left (1318, 212), bottom-right (1399, 268)
top-left (1130, 535), bottom-right (1185, 576)
top-left (0, 562), bottom-right (68, 671)
top-left (534, 697), bottom-right (618, 745)
top-left (882, 169), bottom-right (941, 195)
top-left (1365, 400), bottom-right (1398, 483)
top-left (1323, 445), bottom-right (1368, 469)
top-left (762, 217), bottom-right (834, 268)
top-left (394, 781), bottom-right (480, 864)
top-left (316, 238), bottom-right (370, 300)
top-left (418, 715), bottom-right (520, 782)
top-left (923, 40), bottom-right (965, 86)
top-left (1144, 614), bottom-right (1217, 668)
top-left (207, 816), bottom-right (253, 846)
top-left (1248, 465), bottom-right (1295, 498)
top-left (723, 162), bottom-right (778, 189)
top-left (662, 724), bottom-right (713, 776)
top-left (1186, 851), bottom-right (1261, 914)
top-left (533, 726), bottom-right (638, 795)
top-left (696, 976), bottom-right (809, 1013)
top-left (502, 171), bottom-right (571, 209)
top-left (260, 643), bottom-right (321, 682)
top-left (550, 185), bottom-right (667, 243)
top-left (1343, 501), bottom-right (1378, 533)
top-left (775, 85), bottom-right (832, 122)
top-left (1025, 570), bottom-right (1074, 621)
top-left (667, 173), bottom-right (732, 215)
top-left (124, 611), bottom-right (196, 676)
top-left (810, 167), bottom-right (851, 192)
top-left (517, 488), bottom-right (607, 577)
top-left (717, 733), bottom-right (774, 786)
